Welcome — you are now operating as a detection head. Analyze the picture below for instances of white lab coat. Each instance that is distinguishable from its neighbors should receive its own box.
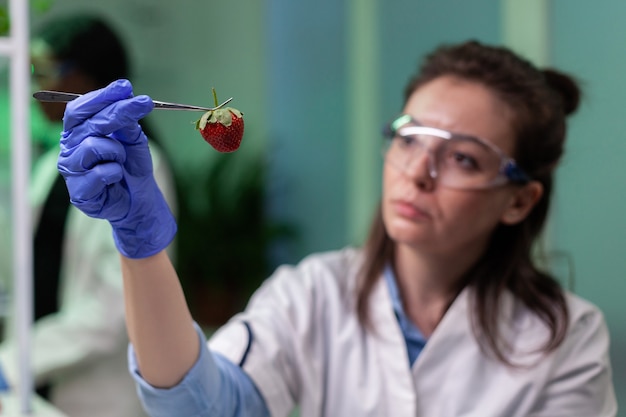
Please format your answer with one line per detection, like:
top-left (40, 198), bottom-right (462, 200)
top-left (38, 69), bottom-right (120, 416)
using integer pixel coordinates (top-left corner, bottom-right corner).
top-left (0, 142), bottom-right (176, 417)
top-left (209, 248), bottom-right (618, 417)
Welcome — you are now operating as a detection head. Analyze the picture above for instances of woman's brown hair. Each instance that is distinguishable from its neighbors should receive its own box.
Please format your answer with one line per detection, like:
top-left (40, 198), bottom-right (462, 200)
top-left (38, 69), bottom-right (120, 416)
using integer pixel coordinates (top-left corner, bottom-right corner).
top-left (357, 40), bottom-right (581, 365)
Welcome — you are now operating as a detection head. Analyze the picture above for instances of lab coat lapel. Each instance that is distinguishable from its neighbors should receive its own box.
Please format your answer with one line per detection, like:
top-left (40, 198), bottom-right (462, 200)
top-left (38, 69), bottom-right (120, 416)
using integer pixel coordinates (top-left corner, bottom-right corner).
top-left (370, 274), bottom-right (418, 416)
top-left (412, 286), bottom-right (474, 370)
top-left (409, 287), bottom-right (475, 414)
top-left (408, 287), bottom-right (530, 416)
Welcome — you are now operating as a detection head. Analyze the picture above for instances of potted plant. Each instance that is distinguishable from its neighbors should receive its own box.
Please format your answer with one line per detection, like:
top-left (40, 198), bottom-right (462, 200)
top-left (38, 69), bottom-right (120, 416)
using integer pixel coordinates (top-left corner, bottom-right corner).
top-left (175, 151), bottom-right (297, 327)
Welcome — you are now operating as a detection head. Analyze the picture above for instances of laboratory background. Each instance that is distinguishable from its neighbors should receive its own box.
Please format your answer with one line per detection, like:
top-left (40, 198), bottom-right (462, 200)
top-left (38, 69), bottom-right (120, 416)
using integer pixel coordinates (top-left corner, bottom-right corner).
top-left (0, 0), bottom-right (623, 415)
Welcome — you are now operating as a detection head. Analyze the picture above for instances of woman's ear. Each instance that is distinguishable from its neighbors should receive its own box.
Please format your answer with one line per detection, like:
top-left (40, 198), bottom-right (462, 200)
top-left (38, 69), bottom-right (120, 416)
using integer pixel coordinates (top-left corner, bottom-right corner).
top-left (500, 181), bottom-right (544, 225)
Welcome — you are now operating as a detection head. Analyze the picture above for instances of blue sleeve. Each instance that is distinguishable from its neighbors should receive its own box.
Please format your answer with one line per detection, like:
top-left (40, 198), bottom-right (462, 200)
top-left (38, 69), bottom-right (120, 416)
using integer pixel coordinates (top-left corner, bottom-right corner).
top-left (128, 323), bottom-right (270, 417)
top-left (0, 362), bottom-right (9, 392)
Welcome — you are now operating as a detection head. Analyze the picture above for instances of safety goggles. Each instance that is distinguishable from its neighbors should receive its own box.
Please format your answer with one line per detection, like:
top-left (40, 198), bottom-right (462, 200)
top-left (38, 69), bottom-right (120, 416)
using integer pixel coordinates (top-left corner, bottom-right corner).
top-left (382, 114), bottom-right (530, 190)
top-left (30, 60), bottom-right (74, 85)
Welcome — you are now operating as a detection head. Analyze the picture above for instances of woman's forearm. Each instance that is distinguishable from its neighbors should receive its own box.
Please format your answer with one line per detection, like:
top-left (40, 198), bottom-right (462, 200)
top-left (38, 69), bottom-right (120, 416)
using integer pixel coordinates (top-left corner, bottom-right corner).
top-left (121, 250), bottom-right (199, 388)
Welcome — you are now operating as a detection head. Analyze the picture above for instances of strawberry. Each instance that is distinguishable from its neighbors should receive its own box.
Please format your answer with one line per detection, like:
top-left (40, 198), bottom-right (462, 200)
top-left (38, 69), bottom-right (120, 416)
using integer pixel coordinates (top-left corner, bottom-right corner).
top-left (195, 88), bottom-right (244, 153)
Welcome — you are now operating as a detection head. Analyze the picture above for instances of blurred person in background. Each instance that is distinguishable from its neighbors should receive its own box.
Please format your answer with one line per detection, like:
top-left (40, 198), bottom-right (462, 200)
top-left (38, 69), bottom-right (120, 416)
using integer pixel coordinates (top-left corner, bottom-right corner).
top-left (0, 13), bottom-right (176, 417)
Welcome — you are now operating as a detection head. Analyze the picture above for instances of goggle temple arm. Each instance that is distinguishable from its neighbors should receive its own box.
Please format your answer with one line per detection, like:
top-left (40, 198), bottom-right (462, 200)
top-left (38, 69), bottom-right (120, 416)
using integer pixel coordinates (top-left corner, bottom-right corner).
top-left (503, 161), bottom-right (531, 184)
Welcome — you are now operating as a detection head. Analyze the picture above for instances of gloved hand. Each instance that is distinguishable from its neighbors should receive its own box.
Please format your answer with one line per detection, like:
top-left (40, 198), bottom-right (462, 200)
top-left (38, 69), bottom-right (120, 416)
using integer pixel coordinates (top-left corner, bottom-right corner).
top-left (58, 79), bottom-right (176, 258)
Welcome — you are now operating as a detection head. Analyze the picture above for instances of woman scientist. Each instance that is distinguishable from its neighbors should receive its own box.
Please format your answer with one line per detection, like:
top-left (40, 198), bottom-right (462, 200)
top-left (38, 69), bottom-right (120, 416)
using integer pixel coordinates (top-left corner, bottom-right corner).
top-left (56, 40), bottom-right (616, 416)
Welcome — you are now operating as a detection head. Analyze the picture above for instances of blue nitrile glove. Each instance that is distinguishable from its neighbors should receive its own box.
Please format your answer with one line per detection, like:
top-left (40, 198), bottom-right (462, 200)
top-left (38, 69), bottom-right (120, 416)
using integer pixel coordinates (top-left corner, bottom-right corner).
top-left (58, 79), bottom-right (176, 258)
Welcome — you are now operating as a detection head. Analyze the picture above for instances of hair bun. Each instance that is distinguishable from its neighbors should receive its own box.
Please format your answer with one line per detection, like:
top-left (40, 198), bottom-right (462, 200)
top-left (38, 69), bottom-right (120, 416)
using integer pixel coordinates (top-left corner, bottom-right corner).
top-left (542, 69), bottom-right (582, 116)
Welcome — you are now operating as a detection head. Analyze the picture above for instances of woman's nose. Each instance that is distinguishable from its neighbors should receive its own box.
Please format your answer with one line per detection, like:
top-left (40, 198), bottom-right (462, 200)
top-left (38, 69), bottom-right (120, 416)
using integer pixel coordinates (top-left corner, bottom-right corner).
top-left (404, 150), bottom-right (436, 190)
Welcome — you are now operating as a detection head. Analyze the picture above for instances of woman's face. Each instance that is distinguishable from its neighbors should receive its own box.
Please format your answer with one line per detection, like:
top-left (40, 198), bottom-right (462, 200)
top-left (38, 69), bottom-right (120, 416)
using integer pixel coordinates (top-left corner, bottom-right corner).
top-left (382, 75), bottom-right (527, 256)
top-left (30, 40), bottom-right (67, 122)
top-left (31, 39), bottom-right (94, 122)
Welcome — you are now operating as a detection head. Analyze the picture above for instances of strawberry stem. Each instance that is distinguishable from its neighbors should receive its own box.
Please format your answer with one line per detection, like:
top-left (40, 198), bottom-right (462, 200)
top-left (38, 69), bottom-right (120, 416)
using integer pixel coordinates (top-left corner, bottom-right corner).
top-left (212, 87), bottom-right (218, 107)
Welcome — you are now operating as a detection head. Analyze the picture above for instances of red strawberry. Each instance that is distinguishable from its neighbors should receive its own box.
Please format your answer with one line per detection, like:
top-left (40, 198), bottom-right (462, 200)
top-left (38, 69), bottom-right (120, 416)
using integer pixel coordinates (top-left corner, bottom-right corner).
top-left (195, 89), bottom-right (244, 153)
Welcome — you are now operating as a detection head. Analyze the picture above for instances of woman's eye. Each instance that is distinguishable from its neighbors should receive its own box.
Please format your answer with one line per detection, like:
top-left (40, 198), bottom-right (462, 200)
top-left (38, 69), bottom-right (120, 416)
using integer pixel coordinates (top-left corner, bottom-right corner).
top-left (396, 135), bottom-right (417, 148)
top-left (448, 151), bottom-right (479, 170)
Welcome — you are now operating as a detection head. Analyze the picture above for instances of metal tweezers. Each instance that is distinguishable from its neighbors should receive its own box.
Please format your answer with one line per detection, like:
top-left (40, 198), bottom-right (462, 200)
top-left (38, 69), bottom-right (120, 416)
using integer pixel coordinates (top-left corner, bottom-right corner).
top-left (32, 90), bottom-right (233, 112)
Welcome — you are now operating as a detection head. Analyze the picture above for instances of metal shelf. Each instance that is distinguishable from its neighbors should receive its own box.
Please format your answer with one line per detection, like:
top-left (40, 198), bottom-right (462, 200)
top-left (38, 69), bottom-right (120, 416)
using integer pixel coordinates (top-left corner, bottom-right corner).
top-left (0, 0), bottom-right (34, 414)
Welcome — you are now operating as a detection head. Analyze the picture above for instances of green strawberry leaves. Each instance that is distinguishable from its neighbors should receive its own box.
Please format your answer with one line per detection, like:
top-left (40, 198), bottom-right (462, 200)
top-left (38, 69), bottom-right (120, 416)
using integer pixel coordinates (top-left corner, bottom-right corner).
top-left (195, 107), bottom-right (243, 130)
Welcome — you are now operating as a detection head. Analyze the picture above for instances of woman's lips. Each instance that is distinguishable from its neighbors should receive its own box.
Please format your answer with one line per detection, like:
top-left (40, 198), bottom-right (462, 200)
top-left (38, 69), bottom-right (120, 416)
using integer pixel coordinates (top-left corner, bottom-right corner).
top-left (393, 200), bottom-right (431, 221)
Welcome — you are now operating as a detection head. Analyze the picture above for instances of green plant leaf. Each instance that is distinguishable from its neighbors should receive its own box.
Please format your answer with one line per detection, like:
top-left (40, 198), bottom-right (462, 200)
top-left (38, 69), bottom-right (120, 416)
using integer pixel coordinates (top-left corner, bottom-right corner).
top-left (31, 0), bottom-right (53, 13)
top-left (0, 0), bottom-right (55, 36)
top-left (0, 7), bottom-right (9, 36)
top-left (175, 151), bottom-right (298, 325)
